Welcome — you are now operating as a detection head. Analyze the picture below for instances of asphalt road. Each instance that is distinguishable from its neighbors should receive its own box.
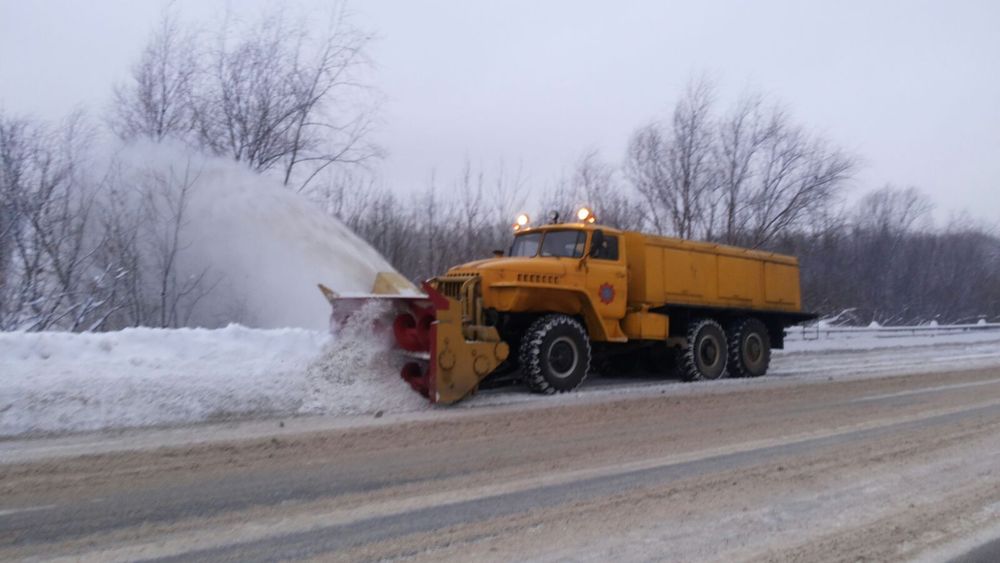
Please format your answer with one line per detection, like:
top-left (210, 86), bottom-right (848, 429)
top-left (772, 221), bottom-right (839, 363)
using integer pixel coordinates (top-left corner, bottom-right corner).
top-left (3, 367), bottom-right (1000, 561)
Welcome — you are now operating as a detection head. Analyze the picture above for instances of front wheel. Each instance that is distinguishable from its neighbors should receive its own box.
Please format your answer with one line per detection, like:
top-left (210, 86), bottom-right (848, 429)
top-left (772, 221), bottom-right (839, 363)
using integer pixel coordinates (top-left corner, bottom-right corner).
top-left (519, 315), bottom-right (591, 394)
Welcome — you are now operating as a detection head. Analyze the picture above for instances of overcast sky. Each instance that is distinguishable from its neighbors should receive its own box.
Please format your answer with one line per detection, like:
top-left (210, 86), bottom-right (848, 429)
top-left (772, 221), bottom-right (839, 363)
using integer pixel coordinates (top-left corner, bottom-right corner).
top-left (1, 0), bottom-right (998, 223)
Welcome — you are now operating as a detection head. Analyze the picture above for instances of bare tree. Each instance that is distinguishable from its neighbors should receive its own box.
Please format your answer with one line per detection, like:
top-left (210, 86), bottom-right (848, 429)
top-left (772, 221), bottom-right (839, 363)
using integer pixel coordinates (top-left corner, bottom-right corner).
top-left (0, 112), bottom-right (116, 331)
top-left (0, 113), bottom-right (37, 327)
top-left (0, 114), bottom-right (32, 320)
top-left (771, 184), bottom-right (1000, 324)
top-left (194, 4), bottom-right (380, 190)
top-left (714, 94), bottom-right (767, 244)
top-left (137, 160), bottom-right (216, 327)
top-left (578, 150), bottom-right (642, 230)
top-left (92, 162), bottom-right (145, 329)
top-left (109, 8), bottom-right (199, 142)
top-left (547, 150), bottom-right (642, 231)
top-left (855, 185), bottom-right (933, 235)
top-left (741, 113), bottom-right (855, 248)
top-left (89, 155), bottom-right (220, 329)
top-left (624, 123), bottom-right (669, 234)
top-left (625, 79), bottom-right (716, 238)
top-left (665, 79), bottom-right (716, 239)
top-left (319, 161), bottom-right (527, 283)
top-left (626, 82), bottom-right (855, 248)
top-left (452, 159), bottom-right (528, 261)
top-left (111, 3), bottom-right (380, 192)
top-left (486, 160), bottom-right (529, 225)
top-left (453, 161), bottom-right (489, 260)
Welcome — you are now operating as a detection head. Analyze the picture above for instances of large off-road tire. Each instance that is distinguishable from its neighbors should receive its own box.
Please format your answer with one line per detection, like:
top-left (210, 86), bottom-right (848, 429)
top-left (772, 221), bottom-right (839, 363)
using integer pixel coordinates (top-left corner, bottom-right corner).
top-left (727, 317), bottom-right (771, 378)
top-left (681, 318), bottom-right (728, 381)
top-left (519, 314), bottom-right (591, 394)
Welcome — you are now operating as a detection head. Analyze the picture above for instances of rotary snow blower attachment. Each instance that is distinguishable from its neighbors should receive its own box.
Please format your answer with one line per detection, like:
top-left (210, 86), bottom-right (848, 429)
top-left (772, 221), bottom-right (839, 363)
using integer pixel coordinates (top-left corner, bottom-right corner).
top-left (318, 272), bottom-right (509, 404)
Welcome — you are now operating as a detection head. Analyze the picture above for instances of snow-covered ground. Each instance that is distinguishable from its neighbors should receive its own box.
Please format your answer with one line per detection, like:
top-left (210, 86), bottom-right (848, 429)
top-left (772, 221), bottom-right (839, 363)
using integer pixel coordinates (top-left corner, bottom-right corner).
top-left (3, 322), bottom-right (1000, 438)
top-left (0, 326), bottom-right (327, 437)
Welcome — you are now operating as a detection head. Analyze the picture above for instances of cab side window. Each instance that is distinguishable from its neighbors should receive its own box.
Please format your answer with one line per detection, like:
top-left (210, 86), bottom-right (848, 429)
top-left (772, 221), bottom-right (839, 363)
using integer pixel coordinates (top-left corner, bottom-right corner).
top-left (592, 235), bottom-right (619, 260)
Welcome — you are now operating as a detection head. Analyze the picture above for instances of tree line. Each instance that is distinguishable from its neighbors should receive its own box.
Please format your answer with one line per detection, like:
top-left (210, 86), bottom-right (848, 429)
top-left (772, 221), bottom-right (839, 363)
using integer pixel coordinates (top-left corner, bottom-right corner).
top-left (2, 7), bottom-right (998, 331)
top-left (324, 82), bottom-right (999, 325)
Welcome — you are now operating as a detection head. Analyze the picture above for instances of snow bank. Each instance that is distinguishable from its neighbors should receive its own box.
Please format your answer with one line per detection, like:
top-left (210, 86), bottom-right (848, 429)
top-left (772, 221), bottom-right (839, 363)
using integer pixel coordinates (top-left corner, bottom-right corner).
top-left (0, 326), bottom-right (320, 436)
top-left (0, 316), bottom-right (426, 437)
top-left (783, 328), bottom-right (1000, 353)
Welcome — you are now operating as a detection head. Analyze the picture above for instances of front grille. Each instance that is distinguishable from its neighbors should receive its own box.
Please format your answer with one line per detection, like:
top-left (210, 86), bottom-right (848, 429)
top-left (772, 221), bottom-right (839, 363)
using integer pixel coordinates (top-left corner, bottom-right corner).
top-left (432, 275), bottom-right (482, 325)
top-left (437, 280), bottom-right (463, 299)
top-left (516, 273), bottom-right (560, 284)
top-left (434, 275), bottom-right (477, 300)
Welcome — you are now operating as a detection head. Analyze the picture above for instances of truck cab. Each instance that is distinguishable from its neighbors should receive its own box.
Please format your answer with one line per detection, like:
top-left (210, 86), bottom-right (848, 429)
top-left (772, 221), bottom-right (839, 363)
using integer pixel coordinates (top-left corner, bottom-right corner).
top-left (434, 222), bottom-right (630, 344)
top-left (510, 225), bottom-right (627, 321)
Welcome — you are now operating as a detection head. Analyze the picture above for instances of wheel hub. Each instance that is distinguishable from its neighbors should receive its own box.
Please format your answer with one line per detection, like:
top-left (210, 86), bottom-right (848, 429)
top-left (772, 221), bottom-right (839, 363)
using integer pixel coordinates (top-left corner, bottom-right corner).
top-left (699, 337), bottom-right (720, 368)
top-left (745, 334), bottom-right (763, 364)
top-left (548, 336), bottom-right (579, 378)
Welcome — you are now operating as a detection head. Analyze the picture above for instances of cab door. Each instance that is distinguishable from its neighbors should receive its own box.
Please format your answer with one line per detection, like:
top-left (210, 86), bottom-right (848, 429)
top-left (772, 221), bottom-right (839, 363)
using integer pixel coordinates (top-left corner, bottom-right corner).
top-left (585, 231), bottom-right (628, 322)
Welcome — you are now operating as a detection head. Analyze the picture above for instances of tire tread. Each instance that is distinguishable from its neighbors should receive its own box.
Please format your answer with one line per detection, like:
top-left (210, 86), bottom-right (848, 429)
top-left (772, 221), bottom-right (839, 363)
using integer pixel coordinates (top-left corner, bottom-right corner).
top-left (726, 317), bottom-right (771, 378)
top-left (518, 315), bottom-right (591, 394)
top-left (681, 318), bottom-right (727, 381)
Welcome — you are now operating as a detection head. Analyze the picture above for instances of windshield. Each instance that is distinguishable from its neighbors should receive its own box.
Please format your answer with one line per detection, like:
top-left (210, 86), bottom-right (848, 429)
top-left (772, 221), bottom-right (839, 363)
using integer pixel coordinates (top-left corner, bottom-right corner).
top-left (540, 230), bottom-right (587, 258)
top-left (509, 230), bottom-right (587, 258)
top-left (510, 232), bottom-right (542, 257)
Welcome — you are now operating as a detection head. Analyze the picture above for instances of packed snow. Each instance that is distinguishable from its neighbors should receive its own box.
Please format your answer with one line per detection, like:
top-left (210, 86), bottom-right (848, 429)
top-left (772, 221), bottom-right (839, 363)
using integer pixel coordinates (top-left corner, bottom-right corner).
top-left (0, 326), bottom-right (326, 437)
top-left (2, 324), bottom-right (1000, 437)
top-left (783, 325), bottom-right (1000, 352)
top-left (300, 301), bottom-right (429, 416)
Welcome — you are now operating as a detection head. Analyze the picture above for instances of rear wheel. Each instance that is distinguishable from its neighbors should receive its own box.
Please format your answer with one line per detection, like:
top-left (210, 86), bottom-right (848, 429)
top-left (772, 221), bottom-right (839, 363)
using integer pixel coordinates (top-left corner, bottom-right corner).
top-left (727, 317), bottom-right (771, 378)
top-left (519, 315), bottom-right (591, 394)
top-left (681, 319), bottom-right (728, 381)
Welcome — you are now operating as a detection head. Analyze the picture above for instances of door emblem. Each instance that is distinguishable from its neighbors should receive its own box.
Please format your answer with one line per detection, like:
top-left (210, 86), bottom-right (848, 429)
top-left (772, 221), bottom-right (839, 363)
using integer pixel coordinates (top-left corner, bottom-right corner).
top-left (599, 283), bottom-right (615, 304)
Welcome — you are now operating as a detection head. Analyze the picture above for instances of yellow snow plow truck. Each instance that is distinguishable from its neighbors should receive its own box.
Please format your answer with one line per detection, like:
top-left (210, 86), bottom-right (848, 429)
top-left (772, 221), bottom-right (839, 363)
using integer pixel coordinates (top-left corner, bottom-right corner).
top-left (321, 208), bottom-right (814, 404)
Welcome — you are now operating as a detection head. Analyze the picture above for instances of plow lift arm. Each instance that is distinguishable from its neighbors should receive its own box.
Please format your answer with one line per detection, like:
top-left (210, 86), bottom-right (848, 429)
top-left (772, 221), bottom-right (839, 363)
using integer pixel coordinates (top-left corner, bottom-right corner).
top-left (319, 272), bottom-right (509, 404)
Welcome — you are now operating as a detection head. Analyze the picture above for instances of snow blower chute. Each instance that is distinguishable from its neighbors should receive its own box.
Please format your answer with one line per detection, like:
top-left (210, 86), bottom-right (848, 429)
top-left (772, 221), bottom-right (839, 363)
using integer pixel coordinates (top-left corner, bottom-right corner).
top-left (318, 272), bottom-right (510, 404)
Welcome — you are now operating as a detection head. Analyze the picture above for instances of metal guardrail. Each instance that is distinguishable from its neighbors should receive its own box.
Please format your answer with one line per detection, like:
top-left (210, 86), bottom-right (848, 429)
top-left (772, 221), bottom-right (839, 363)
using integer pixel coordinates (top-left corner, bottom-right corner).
top-left (786, 322), bottom-right (1000, 341)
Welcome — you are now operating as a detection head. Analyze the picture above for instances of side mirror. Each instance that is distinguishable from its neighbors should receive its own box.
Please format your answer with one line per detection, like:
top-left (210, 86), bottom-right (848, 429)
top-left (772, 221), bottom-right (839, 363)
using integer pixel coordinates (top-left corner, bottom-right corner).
top-left (589, 230), bottom-right (605, 258)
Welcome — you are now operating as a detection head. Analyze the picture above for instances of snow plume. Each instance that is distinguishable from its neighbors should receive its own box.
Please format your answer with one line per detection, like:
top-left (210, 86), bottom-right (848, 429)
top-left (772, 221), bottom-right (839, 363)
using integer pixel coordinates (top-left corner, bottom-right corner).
top-left (101, 141), bottom-right (398, 330)
top-left (302, 299), bottom-right (428, 415)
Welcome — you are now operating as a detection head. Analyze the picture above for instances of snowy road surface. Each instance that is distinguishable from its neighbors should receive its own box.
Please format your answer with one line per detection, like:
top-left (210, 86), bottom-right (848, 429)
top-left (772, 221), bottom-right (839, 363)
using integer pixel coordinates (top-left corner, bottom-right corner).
top-left (3, 365), bottom-right (1000, 561)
